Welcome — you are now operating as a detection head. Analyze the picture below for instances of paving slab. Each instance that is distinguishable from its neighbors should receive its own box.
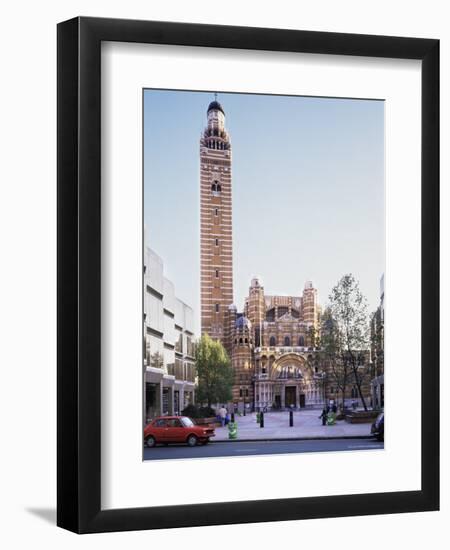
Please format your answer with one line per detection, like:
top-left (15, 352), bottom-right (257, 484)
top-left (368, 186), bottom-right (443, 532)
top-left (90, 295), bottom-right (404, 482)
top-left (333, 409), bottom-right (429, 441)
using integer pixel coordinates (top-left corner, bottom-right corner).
top-left (213, 408), bottom-right (373, 441)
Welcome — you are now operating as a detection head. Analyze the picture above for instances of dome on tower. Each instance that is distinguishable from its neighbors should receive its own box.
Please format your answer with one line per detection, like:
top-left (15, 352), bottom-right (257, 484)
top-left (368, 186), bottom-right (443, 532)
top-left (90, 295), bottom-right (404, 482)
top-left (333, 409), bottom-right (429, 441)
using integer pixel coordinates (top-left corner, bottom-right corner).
top-left (235, 316), bottom-right (252, 330)
top-left (207, 100), bottom-right (225, 115)
top-left (250, 276), bottom-right (263, 288)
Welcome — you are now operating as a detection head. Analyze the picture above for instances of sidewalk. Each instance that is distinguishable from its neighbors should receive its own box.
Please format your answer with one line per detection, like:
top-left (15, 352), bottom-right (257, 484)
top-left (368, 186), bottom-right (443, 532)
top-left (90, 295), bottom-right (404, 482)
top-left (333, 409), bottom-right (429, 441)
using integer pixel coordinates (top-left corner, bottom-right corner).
top-left (213, 409), bottom-right (373, 441)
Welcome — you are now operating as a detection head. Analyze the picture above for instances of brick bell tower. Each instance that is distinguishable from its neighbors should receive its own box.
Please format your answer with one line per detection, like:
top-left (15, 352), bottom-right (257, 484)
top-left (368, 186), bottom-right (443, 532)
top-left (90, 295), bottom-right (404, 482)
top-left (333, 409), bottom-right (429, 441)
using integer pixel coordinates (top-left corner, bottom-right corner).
top-left (200, 96), bottom-right (233, 345)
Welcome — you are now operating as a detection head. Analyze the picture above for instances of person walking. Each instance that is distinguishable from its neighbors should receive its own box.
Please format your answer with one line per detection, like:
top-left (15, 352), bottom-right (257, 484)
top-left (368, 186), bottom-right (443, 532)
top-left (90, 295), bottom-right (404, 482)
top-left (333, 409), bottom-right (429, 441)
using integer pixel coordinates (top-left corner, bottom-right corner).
top-left (319, 407), bottom-right (328, 426)
top-left (219, 405), bottom-right (227, 427)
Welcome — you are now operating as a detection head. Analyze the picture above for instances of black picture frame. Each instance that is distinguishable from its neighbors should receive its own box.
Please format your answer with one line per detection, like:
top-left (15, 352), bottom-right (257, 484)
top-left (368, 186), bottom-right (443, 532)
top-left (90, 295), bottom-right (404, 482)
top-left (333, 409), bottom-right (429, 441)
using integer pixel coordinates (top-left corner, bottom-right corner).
top-left (57, 16), bottom-right (439, 533)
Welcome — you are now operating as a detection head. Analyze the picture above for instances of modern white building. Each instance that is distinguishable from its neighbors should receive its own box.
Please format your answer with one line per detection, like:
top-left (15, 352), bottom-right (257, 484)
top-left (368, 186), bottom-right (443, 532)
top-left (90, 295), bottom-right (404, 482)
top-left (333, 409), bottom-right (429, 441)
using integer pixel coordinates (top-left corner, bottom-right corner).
top-left (144, 244), bottom-right (196, 423)
top-left (371, 274), bottom-right (384, 409)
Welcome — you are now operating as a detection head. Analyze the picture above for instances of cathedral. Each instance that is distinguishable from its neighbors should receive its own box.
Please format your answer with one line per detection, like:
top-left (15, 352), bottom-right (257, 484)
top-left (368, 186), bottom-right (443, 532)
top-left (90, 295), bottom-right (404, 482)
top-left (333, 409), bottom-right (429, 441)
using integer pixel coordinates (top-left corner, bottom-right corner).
top-left (200, 97), bottom-right (366, 411)
top-left (223, 277), bottom-right (325, 411)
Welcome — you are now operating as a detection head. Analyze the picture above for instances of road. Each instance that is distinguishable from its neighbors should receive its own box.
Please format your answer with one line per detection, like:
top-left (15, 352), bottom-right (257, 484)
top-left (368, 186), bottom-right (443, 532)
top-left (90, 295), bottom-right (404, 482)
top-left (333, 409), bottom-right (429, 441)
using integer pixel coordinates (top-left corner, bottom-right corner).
top-left (143, 438), bottom-right (383, 460)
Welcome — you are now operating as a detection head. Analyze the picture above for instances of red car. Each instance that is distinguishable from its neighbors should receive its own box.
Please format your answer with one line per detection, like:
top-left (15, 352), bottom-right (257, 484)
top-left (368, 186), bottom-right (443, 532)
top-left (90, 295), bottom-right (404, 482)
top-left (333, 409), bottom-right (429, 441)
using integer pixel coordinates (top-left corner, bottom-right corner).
top-left (144, 416), bottom-right (215, 447)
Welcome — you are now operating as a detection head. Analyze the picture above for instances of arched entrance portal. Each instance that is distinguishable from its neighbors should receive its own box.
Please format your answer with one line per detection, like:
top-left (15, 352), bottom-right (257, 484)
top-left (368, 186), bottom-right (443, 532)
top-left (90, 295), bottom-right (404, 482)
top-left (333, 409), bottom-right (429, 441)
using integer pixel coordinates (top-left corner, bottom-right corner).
top-left (255, 352), bottom-right (323, 410)
top-left (255, 353), bottom-right (323, 410)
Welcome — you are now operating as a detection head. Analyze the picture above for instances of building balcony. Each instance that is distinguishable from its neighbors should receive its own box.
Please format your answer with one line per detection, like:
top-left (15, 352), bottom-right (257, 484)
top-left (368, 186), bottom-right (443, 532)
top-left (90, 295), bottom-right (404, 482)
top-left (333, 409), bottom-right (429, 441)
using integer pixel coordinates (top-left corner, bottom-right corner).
top-left (253, 373), bottom-right (269, 381)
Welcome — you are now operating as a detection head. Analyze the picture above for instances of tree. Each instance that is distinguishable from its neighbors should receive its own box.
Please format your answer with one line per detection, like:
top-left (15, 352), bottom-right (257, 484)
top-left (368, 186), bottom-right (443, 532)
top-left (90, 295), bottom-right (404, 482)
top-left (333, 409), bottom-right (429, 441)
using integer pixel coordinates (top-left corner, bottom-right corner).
top-left (195, 334), bottom-right (233, 408)
top-left (370, 305), bottom-right (384, 378)
top-left (326, 274), bottom-right (371, 411)
top-left (150, 351), bottom-right (164, 370)
top-left (320, 307), bottom-right (351, 410)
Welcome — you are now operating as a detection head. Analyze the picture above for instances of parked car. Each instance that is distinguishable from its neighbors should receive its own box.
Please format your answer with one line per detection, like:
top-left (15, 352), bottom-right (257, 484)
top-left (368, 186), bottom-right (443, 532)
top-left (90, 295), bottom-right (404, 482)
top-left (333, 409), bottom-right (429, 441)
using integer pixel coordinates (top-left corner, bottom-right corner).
top-left (371, 412), bottom-right (384, 442)
top-left (144, 416), bottom-right (215, 447)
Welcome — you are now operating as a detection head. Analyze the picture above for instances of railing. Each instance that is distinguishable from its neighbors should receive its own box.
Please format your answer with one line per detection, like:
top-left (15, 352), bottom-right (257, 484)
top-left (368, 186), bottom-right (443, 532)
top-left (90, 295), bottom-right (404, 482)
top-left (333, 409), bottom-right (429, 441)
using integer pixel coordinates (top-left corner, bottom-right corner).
top-left (255, 346), bottom-right (319, 354)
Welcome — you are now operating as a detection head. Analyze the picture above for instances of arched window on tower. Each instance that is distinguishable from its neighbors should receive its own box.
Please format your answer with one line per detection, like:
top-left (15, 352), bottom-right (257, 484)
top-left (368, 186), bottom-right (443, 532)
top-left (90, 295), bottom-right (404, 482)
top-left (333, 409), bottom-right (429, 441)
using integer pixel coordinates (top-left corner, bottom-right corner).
top-left (298, 336), bottom-right (305, 347)
top-left (284, 336), bottom-right (291, 346)
top-left (269, 336), bottom-right (276, 347)
top-left (211, 181), bottom-right (221, 196)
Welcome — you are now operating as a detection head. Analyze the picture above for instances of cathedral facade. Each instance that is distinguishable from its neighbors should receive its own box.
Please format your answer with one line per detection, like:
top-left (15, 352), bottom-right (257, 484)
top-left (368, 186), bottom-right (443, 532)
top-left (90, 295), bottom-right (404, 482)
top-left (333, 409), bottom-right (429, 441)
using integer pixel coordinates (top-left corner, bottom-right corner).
top-left (200, 98), bottom-right (369, 411)
top-left (224, 277), bottom-right (326, 411)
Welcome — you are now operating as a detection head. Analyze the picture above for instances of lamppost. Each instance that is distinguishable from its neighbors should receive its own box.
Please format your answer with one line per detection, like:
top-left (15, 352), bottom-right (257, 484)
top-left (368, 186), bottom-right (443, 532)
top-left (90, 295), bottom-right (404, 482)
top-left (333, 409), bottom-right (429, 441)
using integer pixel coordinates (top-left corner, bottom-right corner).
top-left (320, 371), bottom-right (327, 406)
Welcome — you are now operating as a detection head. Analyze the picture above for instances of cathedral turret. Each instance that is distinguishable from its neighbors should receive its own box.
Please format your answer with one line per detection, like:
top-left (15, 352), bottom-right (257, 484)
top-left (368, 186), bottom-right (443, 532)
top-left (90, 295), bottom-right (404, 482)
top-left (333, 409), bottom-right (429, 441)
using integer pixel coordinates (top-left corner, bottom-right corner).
top-left (200, 96), bottom-right (233, 344)
top-left (201, 98), bottom-right (231, 152)
top-left (302, 281), bottom-right (319, 328)
top-left (247, 276), bottom-right (265, 347)
top-left (231, 315), bottom-right (253, 406)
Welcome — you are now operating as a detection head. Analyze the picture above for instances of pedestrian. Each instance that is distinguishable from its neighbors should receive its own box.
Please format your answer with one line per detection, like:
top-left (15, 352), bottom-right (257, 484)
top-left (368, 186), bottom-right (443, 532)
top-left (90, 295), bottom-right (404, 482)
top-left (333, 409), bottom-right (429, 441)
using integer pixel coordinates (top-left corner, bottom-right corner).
top-left (319, 407), bottom-right (327, 426)
top-left (218, 404), bottom-right (227, 427)
top-left (332, 403), bottom-right (337, 414)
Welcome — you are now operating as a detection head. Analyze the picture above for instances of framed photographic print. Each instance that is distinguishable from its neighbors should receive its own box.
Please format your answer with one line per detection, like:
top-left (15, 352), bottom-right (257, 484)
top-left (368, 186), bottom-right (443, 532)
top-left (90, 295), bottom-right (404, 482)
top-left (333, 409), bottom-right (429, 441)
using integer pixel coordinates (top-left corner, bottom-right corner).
top-left (57, 17), bottom-right (439, 533)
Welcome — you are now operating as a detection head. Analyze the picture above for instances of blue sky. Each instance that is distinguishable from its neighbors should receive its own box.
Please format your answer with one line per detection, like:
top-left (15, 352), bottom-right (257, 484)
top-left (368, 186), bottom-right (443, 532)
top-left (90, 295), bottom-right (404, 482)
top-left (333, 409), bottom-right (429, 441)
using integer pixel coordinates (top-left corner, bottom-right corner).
top-left (144, 90), bottom-right (385, 335)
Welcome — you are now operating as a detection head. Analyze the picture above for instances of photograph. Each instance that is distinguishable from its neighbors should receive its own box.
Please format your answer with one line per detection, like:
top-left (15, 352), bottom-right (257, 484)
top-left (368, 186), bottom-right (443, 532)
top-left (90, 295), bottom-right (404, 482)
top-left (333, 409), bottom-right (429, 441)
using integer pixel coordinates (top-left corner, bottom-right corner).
top-left (0, 0), bottom-right (442, 541)
top-left (142, 89), bottom-right (385, 460)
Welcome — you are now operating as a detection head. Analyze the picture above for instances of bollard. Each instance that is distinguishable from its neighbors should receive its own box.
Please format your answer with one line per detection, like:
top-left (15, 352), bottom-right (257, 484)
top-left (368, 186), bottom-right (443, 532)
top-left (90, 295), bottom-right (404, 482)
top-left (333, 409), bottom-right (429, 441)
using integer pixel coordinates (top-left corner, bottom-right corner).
top-left (228, 421), bottom-right (238, 439)
top-left (327, 411), bottom-right (336, 426)
top-left (289, 409), bottom-right (294, 427)
top-left (231, 412), bottom-right (235, 423)
top-left (260, 411), bottom-right (264, 428)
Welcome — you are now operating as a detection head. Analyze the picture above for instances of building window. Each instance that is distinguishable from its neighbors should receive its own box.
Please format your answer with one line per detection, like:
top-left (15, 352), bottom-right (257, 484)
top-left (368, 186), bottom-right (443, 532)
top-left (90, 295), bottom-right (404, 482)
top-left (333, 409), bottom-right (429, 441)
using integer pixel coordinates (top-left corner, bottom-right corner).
top-left (245, 389), bottom-right (249, 397)
top-left (211, 182), bottom-right (217, 192)
top-left (266, 308), bottom-right (275, 322)
top-left (215, 238), bottom-right (219, 246)
top-left (298, 336), bottom-right (305, 346)
top-left (215, 269), bottom-right (219, 278)
top-left (278, 306), bottom-right (289, 318)
top-left (284, 336), bottom-right (291, 346)
top-left (269, 336), bottom-right (276, 346)
top-left (217, 183), bottom-right (222, 193)
top-left (215, 303), bottom-right (219, 313)
top-left (239, 388), bottom-right (243, 397)
top-left (215, 208), bottom-right (218, 216)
